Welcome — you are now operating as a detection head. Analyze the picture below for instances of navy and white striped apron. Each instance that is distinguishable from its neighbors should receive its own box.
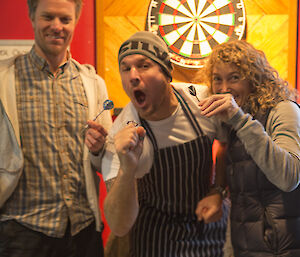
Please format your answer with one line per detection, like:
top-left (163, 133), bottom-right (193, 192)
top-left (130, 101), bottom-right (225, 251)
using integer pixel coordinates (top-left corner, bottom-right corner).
top-left (130, 88), bottom-right (227, 257)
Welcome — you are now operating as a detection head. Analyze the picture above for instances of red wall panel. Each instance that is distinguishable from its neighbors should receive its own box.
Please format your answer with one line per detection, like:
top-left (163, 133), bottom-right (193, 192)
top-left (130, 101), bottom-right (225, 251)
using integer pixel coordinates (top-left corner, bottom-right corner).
top-left (1, 1), bottom-right (33, 39)
top-left (71, 0), bottom-right (95, 66)
top-left (0, 0), bottom-right (95, 66)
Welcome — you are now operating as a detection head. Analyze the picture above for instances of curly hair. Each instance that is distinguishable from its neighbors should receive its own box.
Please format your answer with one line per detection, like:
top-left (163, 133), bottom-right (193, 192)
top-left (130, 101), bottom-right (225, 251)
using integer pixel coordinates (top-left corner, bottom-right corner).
top-left (197, 40), bottom-right (297, 116)
top-left (27, 0), bottom-right (82, 21)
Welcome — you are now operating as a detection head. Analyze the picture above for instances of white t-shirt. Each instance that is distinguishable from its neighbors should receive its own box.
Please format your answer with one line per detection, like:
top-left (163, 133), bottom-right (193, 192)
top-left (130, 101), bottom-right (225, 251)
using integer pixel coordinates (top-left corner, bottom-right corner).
top-left (101, 83), bottom-right (225, 181)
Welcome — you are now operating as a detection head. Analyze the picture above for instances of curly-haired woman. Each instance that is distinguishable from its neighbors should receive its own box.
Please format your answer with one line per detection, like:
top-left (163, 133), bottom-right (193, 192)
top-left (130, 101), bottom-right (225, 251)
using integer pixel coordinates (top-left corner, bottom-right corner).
top-left (196, 40), bottom-right (300, 257)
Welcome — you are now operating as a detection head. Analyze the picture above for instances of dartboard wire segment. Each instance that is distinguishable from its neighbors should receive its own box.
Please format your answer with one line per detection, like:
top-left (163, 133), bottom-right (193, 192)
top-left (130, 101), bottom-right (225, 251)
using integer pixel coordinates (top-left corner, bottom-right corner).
top-left (146, 0), bottom-right (246, 68)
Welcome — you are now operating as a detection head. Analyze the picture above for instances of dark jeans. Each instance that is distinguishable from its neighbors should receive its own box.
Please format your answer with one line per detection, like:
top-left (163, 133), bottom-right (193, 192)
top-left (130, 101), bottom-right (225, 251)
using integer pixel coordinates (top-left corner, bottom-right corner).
top-left (0, 220), bottom-right (104, 257)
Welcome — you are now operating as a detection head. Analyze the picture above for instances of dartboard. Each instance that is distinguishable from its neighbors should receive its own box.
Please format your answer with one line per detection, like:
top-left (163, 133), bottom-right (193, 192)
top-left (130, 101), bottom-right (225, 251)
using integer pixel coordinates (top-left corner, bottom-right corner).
top-left (146, 0), bottom-right (246, 68)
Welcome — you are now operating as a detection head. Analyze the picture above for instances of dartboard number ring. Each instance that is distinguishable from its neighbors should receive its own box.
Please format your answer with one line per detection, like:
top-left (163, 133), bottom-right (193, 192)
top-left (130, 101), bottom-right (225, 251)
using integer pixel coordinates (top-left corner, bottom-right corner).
top-left (146, 0), bottom-right (246, 68)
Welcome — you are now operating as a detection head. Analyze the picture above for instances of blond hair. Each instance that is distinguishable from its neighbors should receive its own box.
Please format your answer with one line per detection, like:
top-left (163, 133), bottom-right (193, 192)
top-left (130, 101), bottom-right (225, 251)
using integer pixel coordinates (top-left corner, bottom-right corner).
top-left (27, 0), bottom-right (82, 21)
top-left (197, 40), bottom-right (297, 116)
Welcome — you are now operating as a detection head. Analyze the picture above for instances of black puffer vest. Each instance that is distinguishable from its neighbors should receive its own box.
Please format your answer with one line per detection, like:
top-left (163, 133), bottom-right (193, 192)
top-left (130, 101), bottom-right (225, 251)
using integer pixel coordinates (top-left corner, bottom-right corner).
top-left (226, 110), bottom-right (300, 257)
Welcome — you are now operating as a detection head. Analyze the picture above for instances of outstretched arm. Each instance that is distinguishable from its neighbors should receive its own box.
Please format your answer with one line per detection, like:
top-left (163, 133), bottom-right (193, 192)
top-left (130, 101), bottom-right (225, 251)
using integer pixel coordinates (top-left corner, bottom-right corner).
top-left (104, 124), bottom-right (146, 236)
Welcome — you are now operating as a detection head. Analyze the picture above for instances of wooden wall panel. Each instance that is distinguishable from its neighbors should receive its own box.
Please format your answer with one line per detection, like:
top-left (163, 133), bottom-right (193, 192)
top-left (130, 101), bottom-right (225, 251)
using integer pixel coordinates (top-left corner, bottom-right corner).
top-left (104, 16), bottom-right (146, 106)
top-left (97, 0), bottom-right (298, 108)
top-left (103, 0), bottom-right (148, 16)
top-left (288, 0), bottom-right (298, 88)
top-left (245, 0), bottom-right (288, 14)
top-left (247, 15), bottom-right (289, 79)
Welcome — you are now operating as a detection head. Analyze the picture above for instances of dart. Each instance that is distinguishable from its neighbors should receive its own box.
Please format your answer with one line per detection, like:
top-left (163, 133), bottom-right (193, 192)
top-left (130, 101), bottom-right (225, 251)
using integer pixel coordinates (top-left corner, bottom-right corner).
top-left (188, 85), bottom-right (200, 102)
top-left (81, 99), bottom-right (114, 134)
top-left (92, 99), bottom-right (114, 122)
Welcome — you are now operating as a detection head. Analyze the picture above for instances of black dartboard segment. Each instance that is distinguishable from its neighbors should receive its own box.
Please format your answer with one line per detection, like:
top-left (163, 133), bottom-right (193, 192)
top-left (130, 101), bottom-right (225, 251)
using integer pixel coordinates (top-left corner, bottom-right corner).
top-left (146, 0), bottom-right (246, 68)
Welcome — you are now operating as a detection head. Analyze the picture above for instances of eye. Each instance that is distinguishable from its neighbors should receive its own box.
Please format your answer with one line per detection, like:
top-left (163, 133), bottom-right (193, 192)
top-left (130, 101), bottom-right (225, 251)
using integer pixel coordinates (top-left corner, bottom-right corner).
top-left (138, 62), bottom-right (151, 70)
top-left (60, 17), bottom-right (72, 24)
top-left (120, 66), bottom-right (130, 72)
top-left (230, 74), bottom-right (241, 83)
top-left (212, 76), bottom-right (221, 83)
top-left (43, 14), bottom-right (53, 21)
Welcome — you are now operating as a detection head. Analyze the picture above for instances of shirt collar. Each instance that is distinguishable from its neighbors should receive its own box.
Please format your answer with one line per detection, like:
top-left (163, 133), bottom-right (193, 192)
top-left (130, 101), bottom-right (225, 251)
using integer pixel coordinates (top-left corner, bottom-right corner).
top-left (29, 45), bottom-right (72, 74)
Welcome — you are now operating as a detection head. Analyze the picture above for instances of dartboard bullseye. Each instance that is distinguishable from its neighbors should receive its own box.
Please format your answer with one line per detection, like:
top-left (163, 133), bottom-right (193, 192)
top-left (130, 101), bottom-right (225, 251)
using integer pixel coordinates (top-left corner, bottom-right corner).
top-left (146, 0), bottom-right (246, 68)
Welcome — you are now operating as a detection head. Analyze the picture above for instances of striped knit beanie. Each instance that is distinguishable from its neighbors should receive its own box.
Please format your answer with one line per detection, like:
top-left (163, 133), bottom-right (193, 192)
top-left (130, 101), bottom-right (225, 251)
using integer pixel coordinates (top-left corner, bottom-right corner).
top-left (118, 31), bottom-right (173, 79)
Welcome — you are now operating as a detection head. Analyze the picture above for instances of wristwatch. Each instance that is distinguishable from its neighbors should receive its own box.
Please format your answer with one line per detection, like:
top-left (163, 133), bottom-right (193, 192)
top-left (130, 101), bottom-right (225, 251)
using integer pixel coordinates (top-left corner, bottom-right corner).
top-left (209, 185), bottom-right (228, 199)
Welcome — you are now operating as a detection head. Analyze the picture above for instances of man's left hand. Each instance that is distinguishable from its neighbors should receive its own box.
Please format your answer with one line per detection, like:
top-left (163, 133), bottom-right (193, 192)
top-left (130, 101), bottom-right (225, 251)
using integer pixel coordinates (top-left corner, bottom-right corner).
top-left (195, 194), bottom-right (223, 223)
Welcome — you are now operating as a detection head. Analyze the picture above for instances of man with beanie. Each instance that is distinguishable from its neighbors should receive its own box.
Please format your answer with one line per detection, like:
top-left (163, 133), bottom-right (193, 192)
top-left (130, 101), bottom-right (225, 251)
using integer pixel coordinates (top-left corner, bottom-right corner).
top-left (88, 31), bottom-right (228, 256)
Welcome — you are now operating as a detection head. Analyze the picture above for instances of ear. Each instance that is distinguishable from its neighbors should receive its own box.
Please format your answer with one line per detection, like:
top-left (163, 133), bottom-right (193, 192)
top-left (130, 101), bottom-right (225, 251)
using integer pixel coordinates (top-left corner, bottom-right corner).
top-left (30, 15), bottom-right (35, 29)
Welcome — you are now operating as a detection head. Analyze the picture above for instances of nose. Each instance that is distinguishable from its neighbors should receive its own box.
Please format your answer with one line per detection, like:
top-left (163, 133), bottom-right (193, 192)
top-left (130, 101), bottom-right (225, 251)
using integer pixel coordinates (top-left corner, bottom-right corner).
top-left (129, 67), bottom-right (140, 86)
top-left (50, 18), bottom-right (63, 31)
top-left (217, 81), bottom-right (229, 94)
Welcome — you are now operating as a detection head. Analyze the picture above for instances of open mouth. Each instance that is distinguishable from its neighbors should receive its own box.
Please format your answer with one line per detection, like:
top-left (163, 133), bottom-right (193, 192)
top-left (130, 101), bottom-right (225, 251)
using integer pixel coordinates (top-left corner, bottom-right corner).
top-left (134, 90), bottom-right (146, 105)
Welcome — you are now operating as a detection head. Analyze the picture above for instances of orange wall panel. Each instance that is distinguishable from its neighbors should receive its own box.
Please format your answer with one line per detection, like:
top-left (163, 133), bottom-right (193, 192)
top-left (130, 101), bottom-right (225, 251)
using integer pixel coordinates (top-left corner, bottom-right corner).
top-left (97, 0), bottom-right (299, 108)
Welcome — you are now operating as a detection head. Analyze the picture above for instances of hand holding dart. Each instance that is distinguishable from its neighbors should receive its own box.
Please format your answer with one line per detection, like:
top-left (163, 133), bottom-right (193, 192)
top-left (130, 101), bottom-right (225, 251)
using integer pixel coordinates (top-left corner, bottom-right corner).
top-left (81, 99), bottom-right (114, 134)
